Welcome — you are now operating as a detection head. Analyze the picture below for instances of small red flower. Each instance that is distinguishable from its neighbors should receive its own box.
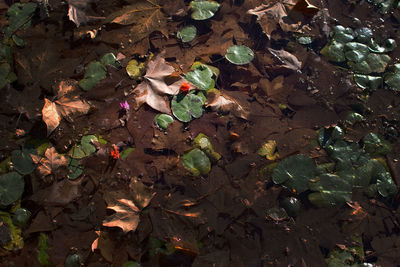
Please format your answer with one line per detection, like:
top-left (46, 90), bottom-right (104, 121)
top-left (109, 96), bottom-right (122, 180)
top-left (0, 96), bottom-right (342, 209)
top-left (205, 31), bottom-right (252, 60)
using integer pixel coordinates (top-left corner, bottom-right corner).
top-left (110, 145), bottom-right (120, 160)
top-left (179, 82), bottom-right (191, 93)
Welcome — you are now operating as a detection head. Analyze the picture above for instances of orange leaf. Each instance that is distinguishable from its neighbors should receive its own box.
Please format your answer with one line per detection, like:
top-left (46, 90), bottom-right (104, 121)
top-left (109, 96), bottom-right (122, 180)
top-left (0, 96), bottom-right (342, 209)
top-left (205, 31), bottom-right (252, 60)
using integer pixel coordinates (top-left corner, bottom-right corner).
top-left (31, 147), bottom-right (68, 177)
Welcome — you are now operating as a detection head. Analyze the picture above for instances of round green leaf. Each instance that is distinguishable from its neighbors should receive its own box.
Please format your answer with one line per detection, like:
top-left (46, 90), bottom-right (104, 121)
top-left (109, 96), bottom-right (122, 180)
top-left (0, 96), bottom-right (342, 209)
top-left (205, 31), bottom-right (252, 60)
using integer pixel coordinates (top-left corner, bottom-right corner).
top-left (171, 93), bottom-right (204, 122)
top-left (11, 150), bottom-right (35, 175)
top-left (126, 59), bottom-right (145, 79)
top-left (177, 25), bottom-right (197, 43)
top-left (79, 61), bottom-right (107, 91)
top-left (318, 126), bottom-right (344, 148)
top-left (67, 158), bottom-right (84, 180)
top-left (4, 3), bottom-right (37, 37)
top-left (345, 112), bottom-right (365, 125)
top-left (272, 154), bottom-right (316, 194)
top-left (225, 45), bottom-right (254, 65)
top-left (81, 135), bottom-right (98, 156)
top-left (377, 172), bottom-right (397, 197)
top-left (344, 42), bottom-right (369, 62)
top-left (12, 208), bottom-right (31, 227)
top-left (308, 173), bottom-right (352, 207)
top-left (363, 133), bottom-right (391, 156)
top-left (354, 27), bottom-right (373, 43)
top-left (331, 25), bottom-right (354, 43)
top-left (353, 74), bottom-right (382, 91)
top-left (369, 38), bottom-right (397, 53)
top-left (297, 36), bottom-right (313, 45)
top-left (68, 145), bottom-right (86, 159)
top-left (182, 148), bottom-right (211, 176)
top-left (348, 53), bottom-right (390, 74)
top-left (193, 133), bottom-right (221, 162)
top-left (320, 41), bottom-right (346, 62)
top-left (266, 207), bottom-right (288, 221)
top-left (100, 53), bottom-right (120, 68)
top-left (185, 65), bottom-right (214, 90)
top-left (190, 0), bottom-right (220, 20)
top-left (65, 253), bottom-right (83, 267)
top-left (281, 197), bottom-right (301, 217)
top-left (384, 64), bottom-right (400, 91)
top-left (154, 114), bottom-right (174, 130)
top-left (0, 172), bottom-right (24, 206)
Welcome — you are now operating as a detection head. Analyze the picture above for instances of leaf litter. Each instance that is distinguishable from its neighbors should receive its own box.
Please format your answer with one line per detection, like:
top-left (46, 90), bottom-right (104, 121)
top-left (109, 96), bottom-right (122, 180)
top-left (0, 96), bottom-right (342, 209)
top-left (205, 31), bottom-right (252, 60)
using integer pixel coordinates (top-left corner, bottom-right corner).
top-left (1, 0), bottom-right (400, 266)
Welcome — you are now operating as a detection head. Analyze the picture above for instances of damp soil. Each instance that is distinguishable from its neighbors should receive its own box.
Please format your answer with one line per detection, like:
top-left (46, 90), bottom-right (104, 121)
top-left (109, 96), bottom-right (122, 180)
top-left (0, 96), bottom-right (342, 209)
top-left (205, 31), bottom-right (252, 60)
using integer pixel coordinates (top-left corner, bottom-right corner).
top-left (1, 0), bottom-right (400, 266)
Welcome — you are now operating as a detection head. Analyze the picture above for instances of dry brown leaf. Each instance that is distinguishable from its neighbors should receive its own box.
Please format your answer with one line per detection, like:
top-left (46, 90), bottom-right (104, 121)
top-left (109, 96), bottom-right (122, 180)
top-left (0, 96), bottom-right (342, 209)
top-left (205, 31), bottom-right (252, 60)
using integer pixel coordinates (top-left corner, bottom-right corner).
top-left (30, 147), bottom-right (68, 177)
top-left (268, 48), bottom-right (302, 71)
top-left (103, 194), bottom-right (140, 233)
top-left (132, 52), bottom-right (178, 113)
top-left (68, 0), bottom-right (105, 27)
top-left (106, 0), bottom-right (168, 43)
top-left (206, 90), bottom-right (250, 120)
top-left (42, 80), bottom-right (91, 135)
top-left (247, 2), bottom-right (301, 38)
top-left (103, 181), bottom-right (155, 233)
top-left (259, 75), bottom-right (284, 96)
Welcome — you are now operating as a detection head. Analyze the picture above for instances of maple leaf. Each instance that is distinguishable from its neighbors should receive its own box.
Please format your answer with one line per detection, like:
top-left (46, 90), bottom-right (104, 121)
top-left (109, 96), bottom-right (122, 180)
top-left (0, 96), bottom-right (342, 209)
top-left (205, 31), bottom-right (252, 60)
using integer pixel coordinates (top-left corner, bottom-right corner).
top-left (206, 90), bottom-right (249, 120)
top-left (247, 2), bottom-right (301, 39)
top-left (42, 80), bottom-right (91, 135)
top-left (31, 147), bottom-right (68, 177)
top-left (131, 52), bottom-right (178, 113)
top-left (103, 179), bottom-right (155, 233)
top-left (106, 0), bottom-right (168, 43)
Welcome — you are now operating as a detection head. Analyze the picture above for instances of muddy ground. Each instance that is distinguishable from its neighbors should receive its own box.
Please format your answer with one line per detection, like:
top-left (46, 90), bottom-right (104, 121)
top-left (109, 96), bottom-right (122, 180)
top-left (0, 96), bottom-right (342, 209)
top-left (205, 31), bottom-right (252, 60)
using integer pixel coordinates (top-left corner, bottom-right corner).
top-left (1, 0), bottom-right (400, 266)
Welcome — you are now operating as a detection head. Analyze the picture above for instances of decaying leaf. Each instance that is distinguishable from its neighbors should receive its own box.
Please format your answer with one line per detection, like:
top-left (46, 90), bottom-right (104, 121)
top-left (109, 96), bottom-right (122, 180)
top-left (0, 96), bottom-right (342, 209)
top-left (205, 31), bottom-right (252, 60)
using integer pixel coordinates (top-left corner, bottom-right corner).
top-left (206, 90), bottom-right (249, 120)
top-left (106, 0), bottom-right (168, 43)
top-left (42, 80), bottom-right (91, 135)
top-left (30, 147), bottom-right (68, 177)
top-left (131, 52), bottom-right (178, 113)
top-left (68, 0), bottom-right (104, 27)
top-left (268, 48), bottom-right (302, 71)
top-left (247, 2), bottom-right (301, 39)
top-left (103, 179), bottom-right (155, 233)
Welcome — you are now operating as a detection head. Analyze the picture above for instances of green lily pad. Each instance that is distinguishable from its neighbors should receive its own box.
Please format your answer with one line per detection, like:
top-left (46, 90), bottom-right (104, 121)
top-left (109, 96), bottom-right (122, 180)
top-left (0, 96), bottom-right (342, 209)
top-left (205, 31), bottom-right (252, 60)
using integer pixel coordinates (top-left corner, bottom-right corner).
top-left (384, 63), bottom-right (400, 91)
top-left (308, 173), bottom-right (352, 207)
top-left (344, 42), bottom-right (369, 62)
top-left (154, 114), bottom-right (174, 130)
top-left (354, 27), bottom-right (373, 43)
top-left (345, 112), bottom-right (365, 125)
top-left (368, 38), bottom-right (396, 53)
top-left (191, 61), bottom-right (219, 77)
top-left (320, 41), bottom-right (346, 62)
top-left (11, 149), bottom-right (35, 175)
top-left (193, 133), bottom-right (221, 162)
top-left (65, 253), bottom-right (83, 267)
top-left (363, 133), bottom-right (391, 156)
top-left (297, 36), bottom-right (313, 45)
top-left (272, 154), bottom-right (316, 194)
top-left (67, 158), bottom-right (84, 180)
top-left (100, 53), bottom-right (120, 68)
top-left (171, 93), bottom-right (204, 122)
top-left (120, 148), bottom-right (135, 160)
top-left (185, 64), bottom-right (215, 90)
top-left (126, 59), bottom-right (145, 79)
top-left (81, 135), bottom-right (97, 155)
top-left (318, 126), bottom-right (344, 148)
top-left (182, 148), bottom-right (211, 176)
top-left (0, 172), bottom-right (25, 206)
top-left (348, 53), bottom-right (390, 74)
top-left (281, 197), bottom-right (301, 217)
top-left (68, 145), bottom-right (86, 159)
top-left (12, 208), bottom-right (31, 227)
top-left (177, 25), bottom-right (197, 43)
top-left (353, 74), bottom-right (382, 90)
top-left (376, 171), bottom-right (398, 197)
top-left (326, 140), bottom-right (369, 167)
top-left (225, 45), bottom-right (254, 65)
top-left (4, 3), bottom-right (37, 37)
top-left (330, 25), bottom-right (354, 43)
top-left (190, 0), bottom-right (220, 20)
top-left (79, 61), bottom-right (107, 91)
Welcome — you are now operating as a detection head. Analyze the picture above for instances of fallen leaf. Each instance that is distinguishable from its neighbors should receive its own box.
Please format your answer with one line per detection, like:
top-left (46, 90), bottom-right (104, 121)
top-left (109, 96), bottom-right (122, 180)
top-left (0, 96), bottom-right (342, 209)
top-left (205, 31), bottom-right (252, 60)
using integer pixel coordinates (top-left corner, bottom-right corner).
top-left (247, 2), bottom-right (301, 39)
top-left (131, 52), bottom-right (178, 113)
top-left (268, 48), bottom-right (302, 71)
top-left (42, 80), bottom-right (91, 135)
top-left (206, 90), bottom-right (249, 120)
top-left (103, 193), bottom-right (140, 233)
top-left (31, 147), bottom-right (68, 177)
top-left (129, 178), bottom-right (156, 210)
top-left (106, 0), bottom-right (168, 43)
top-left (68, 0), bottom-right (104, 27)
